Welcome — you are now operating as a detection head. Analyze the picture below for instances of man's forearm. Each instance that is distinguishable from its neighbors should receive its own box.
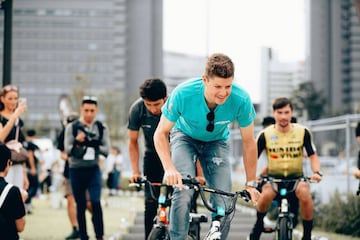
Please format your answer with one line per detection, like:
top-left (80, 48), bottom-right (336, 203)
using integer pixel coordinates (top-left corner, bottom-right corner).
top-left (242, 140), bottom-right (258, 181)
top-left (154, 132), bottom-right (174, 171)
top-left (129, 144), bottom-right (140, 174)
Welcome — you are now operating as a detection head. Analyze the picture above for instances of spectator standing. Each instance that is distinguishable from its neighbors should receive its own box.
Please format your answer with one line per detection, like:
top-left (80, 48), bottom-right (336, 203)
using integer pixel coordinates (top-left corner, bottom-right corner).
top-left (64, 96), bottom-right (111, 240)
top-left (0, 143), bottom-right (27, 240)
top-left (127, 78), bottom-right (168, 239)
top-left (57, 113), bottom-right (82, 239)
top-left (38, 143), bottom-right (55, 196)
top-left (153, 53), bottom-right (259, 240)
top-left (354, 122), bottom-right (360, 178)
top-left (23, 129), bottom-right (40, 214)
top-left (105, 146), bottom-right (123, 196)
top-left (0, 85), bottom-right (29, 192)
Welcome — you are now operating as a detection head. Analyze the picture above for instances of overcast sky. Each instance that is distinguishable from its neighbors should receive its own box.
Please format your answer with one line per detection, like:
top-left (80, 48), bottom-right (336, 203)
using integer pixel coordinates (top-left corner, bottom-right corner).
top-left (163, 0), bottom-right (305, 102)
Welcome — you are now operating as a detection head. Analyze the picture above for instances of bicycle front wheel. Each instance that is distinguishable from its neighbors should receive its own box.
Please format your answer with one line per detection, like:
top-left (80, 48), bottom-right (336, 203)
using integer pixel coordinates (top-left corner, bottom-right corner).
top-left (147, 225), bottom-right (170, 240)
top-left (277, 218), bottom-right (292, 240)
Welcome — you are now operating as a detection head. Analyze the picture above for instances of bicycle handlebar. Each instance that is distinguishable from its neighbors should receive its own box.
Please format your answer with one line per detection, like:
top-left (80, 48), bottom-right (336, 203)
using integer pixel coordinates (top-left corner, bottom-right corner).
top-left (182, 176), bottom-right (251, 216)
top-left (129, 176), bottom-right (251, 215)
top-left (260, 175), bottom-right (315, 195)
top-left (128, 177), bottom-right (170, 202)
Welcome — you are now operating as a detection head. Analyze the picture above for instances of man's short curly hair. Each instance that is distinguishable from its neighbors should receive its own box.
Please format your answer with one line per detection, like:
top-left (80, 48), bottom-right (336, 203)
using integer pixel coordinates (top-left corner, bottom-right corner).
top-left (139, 78), bottom-right (167, 101)
top-left (205, 53), bottom-right (234, 79)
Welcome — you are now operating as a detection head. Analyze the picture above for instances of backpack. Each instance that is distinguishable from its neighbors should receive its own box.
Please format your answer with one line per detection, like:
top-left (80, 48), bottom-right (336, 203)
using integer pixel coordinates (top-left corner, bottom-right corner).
top-left (72, 120), bottom-right (104, 141)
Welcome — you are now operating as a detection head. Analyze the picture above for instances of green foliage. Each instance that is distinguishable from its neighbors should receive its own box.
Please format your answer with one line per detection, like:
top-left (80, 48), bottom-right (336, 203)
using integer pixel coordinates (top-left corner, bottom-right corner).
top-left (315, 190), bottom-right (360, 237)
top-left (291, 82), bottom-right (326, 120)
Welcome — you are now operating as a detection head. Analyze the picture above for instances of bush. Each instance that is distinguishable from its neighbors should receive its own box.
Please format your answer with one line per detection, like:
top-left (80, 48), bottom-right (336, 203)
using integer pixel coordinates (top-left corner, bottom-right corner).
top-left (315, 190), bottom-right (360, 237)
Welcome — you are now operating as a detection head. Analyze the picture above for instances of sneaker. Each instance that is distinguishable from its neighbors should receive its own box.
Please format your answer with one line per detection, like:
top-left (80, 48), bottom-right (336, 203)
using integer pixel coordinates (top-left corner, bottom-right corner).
top-left (248, 229), bottom-right (262, 240)
top-left (25, 204), bottom-right (33, 215)
top-left (65, 229), bottom-right (80, 239)
top-left (204, 220), bottom-right (221, 240)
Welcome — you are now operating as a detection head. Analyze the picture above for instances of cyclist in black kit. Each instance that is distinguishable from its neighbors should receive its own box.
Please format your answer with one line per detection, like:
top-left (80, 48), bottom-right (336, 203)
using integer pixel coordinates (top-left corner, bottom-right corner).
top-left (127, 78), bottom-right (168, 239)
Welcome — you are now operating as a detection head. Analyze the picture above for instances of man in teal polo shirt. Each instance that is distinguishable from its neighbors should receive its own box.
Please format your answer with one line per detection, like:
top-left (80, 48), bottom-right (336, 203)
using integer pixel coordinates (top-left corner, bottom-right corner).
top-left (154, 53), bottom-right (260, 240)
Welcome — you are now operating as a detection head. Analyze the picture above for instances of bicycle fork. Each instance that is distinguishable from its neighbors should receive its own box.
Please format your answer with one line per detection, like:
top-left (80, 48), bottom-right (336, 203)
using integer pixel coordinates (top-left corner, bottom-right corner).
top-left (276, 198), bottom-right (294, 240)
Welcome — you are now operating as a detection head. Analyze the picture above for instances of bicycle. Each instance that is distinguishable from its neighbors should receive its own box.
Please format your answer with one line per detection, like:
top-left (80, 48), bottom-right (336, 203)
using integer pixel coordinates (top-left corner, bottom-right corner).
top-left (129, 177), bottom-right (208, 240)
top-left (183, 176), bottom-right (251, 240)
top-left (259, 176), bottom-right (314, 240)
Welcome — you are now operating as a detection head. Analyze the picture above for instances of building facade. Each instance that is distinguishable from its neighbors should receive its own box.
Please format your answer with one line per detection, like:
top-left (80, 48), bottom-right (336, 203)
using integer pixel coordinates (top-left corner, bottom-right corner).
top-left (259, 47), bottom-right (305, 118)
top-left (306, 0), bottom-right (360, 115)
top-left (0, 0), bottom-right (163, 135)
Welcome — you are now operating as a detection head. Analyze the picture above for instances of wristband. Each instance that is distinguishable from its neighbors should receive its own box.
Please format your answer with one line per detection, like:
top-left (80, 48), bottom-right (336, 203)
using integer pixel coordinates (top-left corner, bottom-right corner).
top-left (314, 171), bottom-right (323, 177)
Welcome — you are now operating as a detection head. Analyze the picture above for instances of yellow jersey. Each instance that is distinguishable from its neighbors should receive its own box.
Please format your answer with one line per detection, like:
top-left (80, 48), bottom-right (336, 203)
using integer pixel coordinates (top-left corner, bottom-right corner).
top-left (257, 124), bottom-right (316, 178)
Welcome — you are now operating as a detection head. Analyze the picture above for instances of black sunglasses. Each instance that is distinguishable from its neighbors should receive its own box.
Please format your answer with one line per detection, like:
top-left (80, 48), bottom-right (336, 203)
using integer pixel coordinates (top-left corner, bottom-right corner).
top-left (206, 110), bottom-right (215, 132)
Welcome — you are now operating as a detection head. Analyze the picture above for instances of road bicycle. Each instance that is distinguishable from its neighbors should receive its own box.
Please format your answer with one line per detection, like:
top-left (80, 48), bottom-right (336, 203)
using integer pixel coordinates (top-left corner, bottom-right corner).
top-left (259, 176), bottom-right (313, 240)
top-left (129, 177), bottom-right (208, 240)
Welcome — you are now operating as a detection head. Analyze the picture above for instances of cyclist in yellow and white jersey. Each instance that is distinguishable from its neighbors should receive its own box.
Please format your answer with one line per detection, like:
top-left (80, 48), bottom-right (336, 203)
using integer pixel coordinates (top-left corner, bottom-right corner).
top-left (249, 97), bottom-right (322, 240)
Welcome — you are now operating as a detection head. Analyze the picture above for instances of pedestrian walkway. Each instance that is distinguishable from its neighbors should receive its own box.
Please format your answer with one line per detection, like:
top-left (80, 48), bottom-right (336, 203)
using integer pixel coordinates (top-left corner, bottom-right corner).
top-left (121, 205), bottom-right (277, 240)
top-left (19, 191), bottom-right (143, 240)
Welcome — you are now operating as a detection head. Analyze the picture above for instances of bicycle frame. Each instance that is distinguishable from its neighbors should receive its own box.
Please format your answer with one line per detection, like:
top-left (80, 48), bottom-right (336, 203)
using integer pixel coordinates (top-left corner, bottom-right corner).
top-left (129, 177), bottom-right (208, 240)
top-left (129, 178), bottom-right (171, 239)
top-left (261, 176), bottom-right (309, 240)
top-left (183, 176), bottom-right (251, 240)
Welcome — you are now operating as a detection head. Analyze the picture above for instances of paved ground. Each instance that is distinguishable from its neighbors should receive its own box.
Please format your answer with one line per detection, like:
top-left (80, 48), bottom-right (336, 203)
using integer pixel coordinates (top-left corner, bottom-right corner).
top-left (19, 191), bottom-right (143, 240)
top-left (19, 191), bottom-right (359, 240)
top-left (121, 206), bottom-right (277, 240)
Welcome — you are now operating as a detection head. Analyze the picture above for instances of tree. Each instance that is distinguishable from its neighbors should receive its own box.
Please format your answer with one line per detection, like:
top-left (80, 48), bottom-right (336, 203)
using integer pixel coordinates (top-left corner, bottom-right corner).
top-left (291, 82), bottom-right (326, 120)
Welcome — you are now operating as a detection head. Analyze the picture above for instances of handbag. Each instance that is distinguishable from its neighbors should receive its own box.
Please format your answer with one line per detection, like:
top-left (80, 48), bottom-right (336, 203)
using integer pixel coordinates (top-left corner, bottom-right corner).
top-left (5, 123), bottom-right (28, 163)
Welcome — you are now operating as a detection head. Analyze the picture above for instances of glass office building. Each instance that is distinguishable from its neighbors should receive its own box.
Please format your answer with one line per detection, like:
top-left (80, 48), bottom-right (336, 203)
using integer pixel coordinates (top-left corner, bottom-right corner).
top-left (0, 0), bottom-right (163, 133)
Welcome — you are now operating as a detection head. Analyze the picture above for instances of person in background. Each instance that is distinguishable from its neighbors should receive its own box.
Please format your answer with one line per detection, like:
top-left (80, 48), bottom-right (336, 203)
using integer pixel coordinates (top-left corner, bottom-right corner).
top-left (64, 96), bottom-right (111, 240)
top-left (0, 143), bottom-right (27, 240)
top-left (57, 113), bottom-right (81, 240)
top-left (38, 144), bottom-right (55, 196)
top-left (353, 122), bottom-right (360, 179)
top-left (0, 85), bottom-right (29, 192)
top-left (154, 53), bottom-right (259, 240)
top-left (262, 116), bottom-right (275, 129)
top-left (105, 146), bottom-right (123, 196)
top-left (249, 97), bottom-right (322, 240)
top-left (127, 78), bottom-right (168, 239)
top-left (23, 129), bottom-right (40, 214)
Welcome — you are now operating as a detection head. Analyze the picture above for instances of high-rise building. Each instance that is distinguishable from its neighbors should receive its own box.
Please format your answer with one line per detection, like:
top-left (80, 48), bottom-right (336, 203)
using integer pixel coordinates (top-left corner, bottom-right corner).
top-left (259, 47), bottom-right (305, 117)
top-left (0, 0), bottom-right (163, 133)
top-left (306, 0), bottom-right (360, 115)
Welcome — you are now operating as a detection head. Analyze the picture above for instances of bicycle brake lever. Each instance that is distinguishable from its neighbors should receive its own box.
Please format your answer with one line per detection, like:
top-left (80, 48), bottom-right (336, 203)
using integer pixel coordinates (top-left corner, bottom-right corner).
top-left (241, 190), bottom-right (251, 202)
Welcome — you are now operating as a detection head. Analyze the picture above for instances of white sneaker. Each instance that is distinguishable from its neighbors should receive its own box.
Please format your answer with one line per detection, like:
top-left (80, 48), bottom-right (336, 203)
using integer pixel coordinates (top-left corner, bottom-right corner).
top-left (204, 220), bottom-right (221, 240)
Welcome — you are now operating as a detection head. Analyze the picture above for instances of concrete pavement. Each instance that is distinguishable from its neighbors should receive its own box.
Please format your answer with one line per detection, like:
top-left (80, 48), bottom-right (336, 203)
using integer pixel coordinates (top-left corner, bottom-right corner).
top-left (19, 191), bottom-right (143, 240)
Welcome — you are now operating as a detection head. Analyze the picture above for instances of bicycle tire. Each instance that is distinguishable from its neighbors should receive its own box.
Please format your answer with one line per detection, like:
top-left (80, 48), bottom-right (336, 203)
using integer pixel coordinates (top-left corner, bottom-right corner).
top-left (277, 217), bottom-right (292, 240)
top-left (147, 225), bottom-right (170, 240)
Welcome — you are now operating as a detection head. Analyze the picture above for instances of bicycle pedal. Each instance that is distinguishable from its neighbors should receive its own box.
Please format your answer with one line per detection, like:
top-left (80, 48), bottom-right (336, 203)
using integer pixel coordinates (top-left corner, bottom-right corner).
top-left (189, 212), bottom-right (208, 223)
